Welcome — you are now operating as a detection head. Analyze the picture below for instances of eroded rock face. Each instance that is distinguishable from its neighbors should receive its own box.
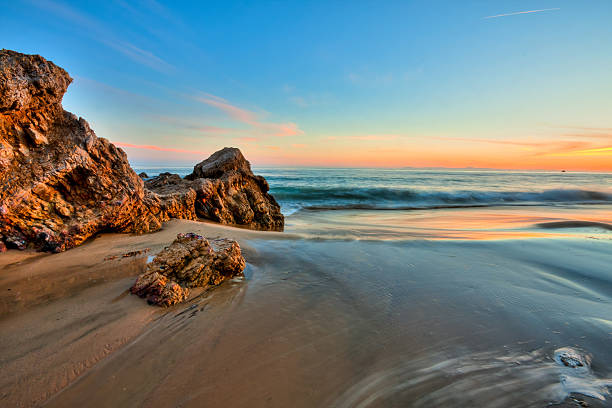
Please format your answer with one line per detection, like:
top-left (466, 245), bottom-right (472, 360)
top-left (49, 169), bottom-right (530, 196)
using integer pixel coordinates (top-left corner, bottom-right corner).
top-left (0, 50), bottom-right (283, 252)
top-left (0, 49), bottom-right (166, 252)
top-left (130, 233), bottom-right (245, 306)
top-left (147, 147), bottom-right (284, 231)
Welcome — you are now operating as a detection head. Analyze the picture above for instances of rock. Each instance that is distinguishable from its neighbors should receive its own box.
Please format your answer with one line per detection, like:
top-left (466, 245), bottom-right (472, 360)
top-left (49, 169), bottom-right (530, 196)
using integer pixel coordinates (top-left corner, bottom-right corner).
top-left (0, 240), bottom-right (6, 253)
top-left (0, 50), bottom-right (283, 252)
top-left (187, 147), bottom-right (251, 179)
top-left (554, 347), bottom-right (591, 369)
top-left (147, 147), bottom-right (284, 231)
top-left (144, 172), bottom-right (199, 221)
top-left (0, 50), bottom-right (168, 252)
top-left (130, 272), bottom-right (190, 307)
top-left (138, 172), bottom-right (148, 179)
top-left (130, 233), bottom-right (245, 306)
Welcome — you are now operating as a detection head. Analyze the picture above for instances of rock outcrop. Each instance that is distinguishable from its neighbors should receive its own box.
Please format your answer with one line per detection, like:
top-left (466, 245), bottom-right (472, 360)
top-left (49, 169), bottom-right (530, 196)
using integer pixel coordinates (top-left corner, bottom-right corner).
top-left (0, 49), bottom-right (167, 252)
top-left (130, 232), bottom-right (245, 306)
top-left (146, 147), bottom-right (284, 231)
top-left (0, 50), bottom-right (283, 252)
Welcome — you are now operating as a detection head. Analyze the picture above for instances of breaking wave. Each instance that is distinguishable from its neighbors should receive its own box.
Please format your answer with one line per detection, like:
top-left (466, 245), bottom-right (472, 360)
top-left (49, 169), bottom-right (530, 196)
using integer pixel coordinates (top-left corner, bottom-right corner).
top-left (270, 187), bottom-right (612, 213)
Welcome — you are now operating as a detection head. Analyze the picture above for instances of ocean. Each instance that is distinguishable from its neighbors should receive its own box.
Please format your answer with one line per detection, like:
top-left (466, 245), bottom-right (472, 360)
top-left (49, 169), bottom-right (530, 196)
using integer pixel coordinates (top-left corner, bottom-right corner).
top-left (45, 166), bottom-right (612, 406)
top-left (135, 167), bottom-right (612, 240)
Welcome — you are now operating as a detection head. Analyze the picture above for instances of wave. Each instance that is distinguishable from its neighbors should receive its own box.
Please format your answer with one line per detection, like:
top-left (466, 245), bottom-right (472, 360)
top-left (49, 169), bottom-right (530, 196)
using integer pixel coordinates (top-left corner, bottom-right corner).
top-left (535, 221), bottom-right (612, 231)
top-left (271, 187), bottom-right (612, 212)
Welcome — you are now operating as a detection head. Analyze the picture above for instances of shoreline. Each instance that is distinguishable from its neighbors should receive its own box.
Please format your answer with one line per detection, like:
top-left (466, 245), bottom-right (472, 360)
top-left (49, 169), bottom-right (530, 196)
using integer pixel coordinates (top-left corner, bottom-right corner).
top-left (0, 219), bottom-right (290, 407)
top-left (1, 215), bottom-right (611, 406)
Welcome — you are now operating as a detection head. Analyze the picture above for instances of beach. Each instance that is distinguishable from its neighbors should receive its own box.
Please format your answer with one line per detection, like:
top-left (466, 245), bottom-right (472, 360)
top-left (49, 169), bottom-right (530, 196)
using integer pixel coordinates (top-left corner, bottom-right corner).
top-left (3, 2), bottom-right (612, 405)
top-left (2, 201), bottom-right (611, 407)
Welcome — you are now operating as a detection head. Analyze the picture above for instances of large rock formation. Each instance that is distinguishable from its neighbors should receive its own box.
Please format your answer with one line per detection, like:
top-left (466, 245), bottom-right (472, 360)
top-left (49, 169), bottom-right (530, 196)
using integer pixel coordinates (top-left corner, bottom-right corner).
top-left (130, 233), bottom-right (245, 306)
top-left (0, 50), bottom-right (283, 252)
top-left (146, 147), bottom-right (284, 231)
top-left (0, 49), bottom-right (167, 252)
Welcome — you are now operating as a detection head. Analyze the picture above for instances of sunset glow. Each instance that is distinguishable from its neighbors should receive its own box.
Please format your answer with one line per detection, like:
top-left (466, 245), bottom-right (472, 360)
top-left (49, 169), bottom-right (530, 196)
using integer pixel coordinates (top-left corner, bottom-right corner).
top-left (5, 1), bottom-right (611, 171)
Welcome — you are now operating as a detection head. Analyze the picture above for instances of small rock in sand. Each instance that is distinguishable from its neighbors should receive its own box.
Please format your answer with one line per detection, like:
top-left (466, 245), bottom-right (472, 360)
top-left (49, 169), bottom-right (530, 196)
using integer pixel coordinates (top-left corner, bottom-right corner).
top-left (130, 233), bottom-right (245, 306)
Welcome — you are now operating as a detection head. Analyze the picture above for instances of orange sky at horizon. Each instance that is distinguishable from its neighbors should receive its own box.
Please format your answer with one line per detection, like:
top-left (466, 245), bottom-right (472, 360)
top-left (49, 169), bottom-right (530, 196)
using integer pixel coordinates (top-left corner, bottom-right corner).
top-left (115, 135), bottom-right (612, 171)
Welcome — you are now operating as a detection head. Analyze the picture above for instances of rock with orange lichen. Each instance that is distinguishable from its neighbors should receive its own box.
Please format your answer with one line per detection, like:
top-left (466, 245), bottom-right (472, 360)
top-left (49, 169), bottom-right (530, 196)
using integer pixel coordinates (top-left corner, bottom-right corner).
top-left (130, 272), bottom-right (189, 307)
top-left (0, 49), bottom-right (282, 253)
top-left (146, 148), bottom-right (284, 231)
top-left (0, 49), bottom-right (167, 252)
top-left (130, 233), bottom-right (245, 306)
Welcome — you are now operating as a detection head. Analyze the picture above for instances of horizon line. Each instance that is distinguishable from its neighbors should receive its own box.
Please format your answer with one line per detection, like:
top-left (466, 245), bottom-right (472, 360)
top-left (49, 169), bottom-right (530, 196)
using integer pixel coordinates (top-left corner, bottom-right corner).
top-left (129, 163), bottom-right (612, 173)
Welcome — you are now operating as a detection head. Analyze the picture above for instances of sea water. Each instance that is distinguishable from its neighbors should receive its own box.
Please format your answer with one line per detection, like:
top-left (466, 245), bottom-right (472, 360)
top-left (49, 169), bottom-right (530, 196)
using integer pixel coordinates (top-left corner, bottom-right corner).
top-left (135, 167), bottom-right (612, 240)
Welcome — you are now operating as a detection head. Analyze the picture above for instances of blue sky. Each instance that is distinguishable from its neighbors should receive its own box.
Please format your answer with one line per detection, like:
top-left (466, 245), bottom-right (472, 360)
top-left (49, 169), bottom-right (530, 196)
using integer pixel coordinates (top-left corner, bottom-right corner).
top-left (2, 0), bottom-right (611, 169)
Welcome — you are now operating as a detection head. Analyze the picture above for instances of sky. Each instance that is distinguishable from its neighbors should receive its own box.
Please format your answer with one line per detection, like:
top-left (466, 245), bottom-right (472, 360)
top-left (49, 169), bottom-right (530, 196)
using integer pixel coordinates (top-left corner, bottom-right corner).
top-left (2, 0), bottom-right (611, 170)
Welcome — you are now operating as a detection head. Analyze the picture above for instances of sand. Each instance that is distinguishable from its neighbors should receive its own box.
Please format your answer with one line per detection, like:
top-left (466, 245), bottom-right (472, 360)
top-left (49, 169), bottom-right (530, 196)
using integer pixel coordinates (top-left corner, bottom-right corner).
top-left (1, 215), bottom-right (611, 407)
top-left (0, 220), bottom-right (288, 407)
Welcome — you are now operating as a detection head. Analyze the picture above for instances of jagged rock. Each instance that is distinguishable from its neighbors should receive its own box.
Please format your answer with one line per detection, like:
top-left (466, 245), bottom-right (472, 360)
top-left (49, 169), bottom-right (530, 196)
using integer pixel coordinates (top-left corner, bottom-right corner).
top-left (130, 233), bottom-right (245, 306)
top-left (138, 172), bottom-right (148, 179)
top-left (0, 49), bottom-right (167, 252)
top-left (130, 272), bottom-right (189, 307)
top-left (0, 50), bottom-right (283, 252)
top-left (144, 172), bottom-right (199, 221)
top-left (147, 148), bottom-right (284, 231)
top-left (188, 147), bottom-right (251, 179)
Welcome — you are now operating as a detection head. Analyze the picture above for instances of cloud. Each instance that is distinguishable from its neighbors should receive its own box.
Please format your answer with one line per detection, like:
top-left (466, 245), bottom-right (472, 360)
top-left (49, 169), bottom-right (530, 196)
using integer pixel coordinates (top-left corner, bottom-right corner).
top-left (553, 125), bottom-right (612, 132)
top-left (154, 115), bottom-right (235, 135)
top-left (547, 126), bottom-right (612, 140)
top-left (234, 137), bottom-right (260, 143)
top-left (30, 0), bottom-right (174, 73)
top-left (289, 96), bottom-right (309, 107)
top-left (113, 141), bottom-right (206, 155)
top-left (105, 41), bottom-right (173, 72)
top-left (351, 135), bottom-right (399, 141)
top-left (326, 134), bottom-right (400, 141)
top-left (544, 146), bottom-right (612, 157)
top-left (74, 75), bottom-right (160, 104)
top-left (484, 8), bottom-right (560, 19)
top-left (283, 84), bottom-right (331, 108)
top-left (433, 136), bottom-right (611, 157)
top-left (433, 136), bottom-right (579, 148)
top-left (195, 94), bottom-right (303, 137)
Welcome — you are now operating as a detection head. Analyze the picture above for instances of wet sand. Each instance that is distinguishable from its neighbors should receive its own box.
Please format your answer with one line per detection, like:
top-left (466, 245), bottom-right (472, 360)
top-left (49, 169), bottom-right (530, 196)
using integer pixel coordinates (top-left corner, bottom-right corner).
top-left (1, 210), bottom-right (612, 407)
top-left (0, 220), bottom-right (288, 407)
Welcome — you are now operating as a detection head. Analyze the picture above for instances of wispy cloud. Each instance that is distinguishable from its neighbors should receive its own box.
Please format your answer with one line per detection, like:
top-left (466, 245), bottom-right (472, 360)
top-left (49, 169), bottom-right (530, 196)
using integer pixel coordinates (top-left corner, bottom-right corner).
top-left (544, 146), bottom-right (612, 157)
top-left (282, 84), bottom-right (332, 108)
top-left (195, 94), bottom-right (303, 137)
top-left (234, 136), bottom-right (260, 143)
top-left (548, 125), bottom-right (612, 140)
top-left (484, 8), bottom-right (560, 19)
top-left (434, 136), bottom-right (611, 158)
top-left (326, 134), bottom-right (400, 141)
top-left (154, 115), bottom-right (236, 136)
top-left (30, 0), bottom-right (174, 73)
top-left (113, 141), bottom-right (206, 154)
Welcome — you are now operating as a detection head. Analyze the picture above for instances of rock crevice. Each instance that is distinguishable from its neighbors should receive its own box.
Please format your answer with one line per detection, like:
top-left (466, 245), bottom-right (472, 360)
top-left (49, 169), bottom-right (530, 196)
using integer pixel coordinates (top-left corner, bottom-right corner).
top-left (0, 50), bottom-right (283, 252)
top-left (146, 148), bottom-right (284, 231)
top-left (130, 233), bottom-right (246, 306)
